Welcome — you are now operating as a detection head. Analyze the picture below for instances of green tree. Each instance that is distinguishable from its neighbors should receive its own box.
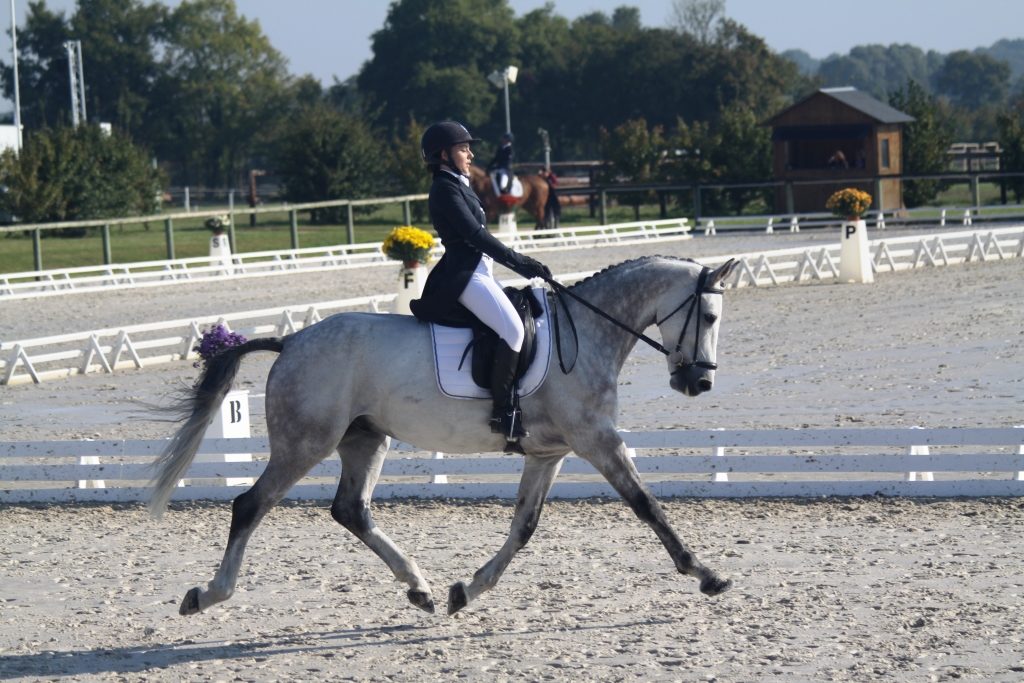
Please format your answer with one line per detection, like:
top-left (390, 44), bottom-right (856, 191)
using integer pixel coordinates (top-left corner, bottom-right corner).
top-left (663, 105), bottom-right (771, 214)
top-left (149, 0), bottom-right (290, 186)
top-left (818, 44), bottom-right (944, 101)
top-left (357, 0), bottom-right (517, 136)
top-left (889, 80), bottom-right (955, 207)
top-left (996, 98), bottom-right (1024, 202)
top-left (70, 0), bottom-right (168, 135)
top-left (272, 103), bottom-right (383, 223)
top-left (0, 124), bottom-right (163, 224)
top-left (935, 50), bottom-right (1011, 108)
top-left (599, 117), bottom-right (665, 218)
top-left (388, 117), bottom-right (431, 221)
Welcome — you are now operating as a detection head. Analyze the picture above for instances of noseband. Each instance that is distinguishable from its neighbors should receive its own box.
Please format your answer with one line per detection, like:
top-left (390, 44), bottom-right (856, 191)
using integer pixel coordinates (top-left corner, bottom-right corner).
top-left (654, 266), bottom-right (724, 378)
top-left (543, 266), bottom-right (724, 377)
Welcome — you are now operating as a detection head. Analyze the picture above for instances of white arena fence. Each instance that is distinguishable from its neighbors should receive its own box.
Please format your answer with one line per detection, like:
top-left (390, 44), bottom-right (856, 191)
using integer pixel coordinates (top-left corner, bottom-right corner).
top-left (2, 225), bottom-right (1022, 386)
top-left (0, 218), bottom-right (692, 301)
top-left (1, 428), bottom-right (1021, 503)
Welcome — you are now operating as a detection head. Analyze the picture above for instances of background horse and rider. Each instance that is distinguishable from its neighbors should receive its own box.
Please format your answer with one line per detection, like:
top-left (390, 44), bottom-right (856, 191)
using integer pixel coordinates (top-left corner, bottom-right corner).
top-left (468, 165), bottom-right (555, 229)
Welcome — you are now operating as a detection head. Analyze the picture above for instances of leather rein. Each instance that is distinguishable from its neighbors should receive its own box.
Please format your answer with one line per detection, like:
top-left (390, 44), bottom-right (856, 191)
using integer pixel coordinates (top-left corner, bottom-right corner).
top-left (543, 266), bottom-right (724, 377)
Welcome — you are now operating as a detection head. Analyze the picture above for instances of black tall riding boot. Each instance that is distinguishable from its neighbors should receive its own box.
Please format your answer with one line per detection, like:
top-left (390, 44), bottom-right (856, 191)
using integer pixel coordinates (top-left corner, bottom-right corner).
top-left (489, 340), bottom-right (528, 441)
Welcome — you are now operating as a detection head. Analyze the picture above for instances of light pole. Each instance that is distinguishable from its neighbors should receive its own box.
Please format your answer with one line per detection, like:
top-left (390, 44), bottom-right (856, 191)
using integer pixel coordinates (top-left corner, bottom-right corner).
top-left (487, 65), bottom-right (518, 134)
top-left (10, 0), bottom-right (21, 152)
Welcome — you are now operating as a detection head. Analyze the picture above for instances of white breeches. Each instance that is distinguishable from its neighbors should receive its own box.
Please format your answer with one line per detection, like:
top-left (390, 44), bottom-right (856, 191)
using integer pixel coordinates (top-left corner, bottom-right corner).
top-left (458, 255), bottom-right (524, 352)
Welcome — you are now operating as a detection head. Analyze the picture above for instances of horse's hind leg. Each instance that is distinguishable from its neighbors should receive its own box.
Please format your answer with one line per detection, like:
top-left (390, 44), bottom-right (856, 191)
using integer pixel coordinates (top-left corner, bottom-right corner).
top-left (330, 421), bottom-right (435, 613)
top-left (178, 439), bottom-right (333, 616)
top-left (448, 454), bottom-right (564, 615)
top-left (577, 429), bottom-right (732, 596)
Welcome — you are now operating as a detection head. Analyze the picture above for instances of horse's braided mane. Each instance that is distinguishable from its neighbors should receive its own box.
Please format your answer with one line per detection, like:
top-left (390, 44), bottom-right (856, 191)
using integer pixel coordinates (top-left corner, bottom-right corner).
top-left (567, 254), bottom-right (697, 290)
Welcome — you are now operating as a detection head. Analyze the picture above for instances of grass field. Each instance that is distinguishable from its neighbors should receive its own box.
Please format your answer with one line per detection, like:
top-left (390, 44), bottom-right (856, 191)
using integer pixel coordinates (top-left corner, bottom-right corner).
top-left (0, 200), bottom-right (670, 274)
top-left (1, 182), bottom-right (1019, 275)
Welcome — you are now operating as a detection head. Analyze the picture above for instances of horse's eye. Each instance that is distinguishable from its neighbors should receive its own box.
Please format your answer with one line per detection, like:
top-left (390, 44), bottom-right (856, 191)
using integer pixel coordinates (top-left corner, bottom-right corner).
top-left (704, 313), bottom-right (718, 324)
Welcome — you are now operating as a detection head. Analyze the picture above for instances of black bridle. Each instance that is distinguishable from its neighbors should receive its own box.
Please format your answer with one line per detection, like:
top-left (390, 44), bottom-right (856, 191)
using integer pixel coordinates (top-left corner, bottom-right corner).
top-left (543, 266), bottom-right (724, 377)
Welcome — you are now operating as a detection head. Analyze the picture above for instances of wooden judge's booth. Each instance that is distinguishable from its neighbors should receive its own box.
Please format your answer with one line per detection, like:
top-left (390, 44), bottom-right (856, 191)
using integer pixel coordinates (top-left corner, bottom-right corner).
top-left (765, 87), bottom-right (914, 214)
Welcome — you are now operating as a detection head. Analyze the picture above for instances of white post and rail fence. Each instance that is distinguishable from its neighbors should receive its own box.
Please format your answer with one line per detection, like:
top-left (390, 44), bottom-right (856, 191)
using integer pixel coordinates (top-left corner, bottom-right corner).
top-left (3, 225), bottom-right (1022, 387)
top-left (3, 427), bottom-right (1021, 503)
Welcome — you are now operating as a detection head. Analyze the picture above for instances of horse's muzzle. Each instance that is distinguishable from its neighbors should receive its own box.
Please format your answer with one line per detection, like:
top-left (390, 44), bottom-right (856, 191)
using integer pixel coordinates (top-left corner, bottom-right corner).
top-left (670, 364), bottom-right (715, 396)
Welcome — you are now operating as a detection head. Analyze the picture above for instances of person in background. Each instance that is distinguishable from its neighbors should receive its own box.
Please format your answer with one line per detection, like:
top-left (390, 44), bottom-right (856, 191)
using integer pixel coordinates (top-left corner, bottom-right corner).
top-left (411, 121), bottom-right (551, 442)
top-left (487, 132), bottom-right (515, 194)
top-left (539, 167), bottom-right (561, 227)
top-left (827, 149), bottom-right (849, 169)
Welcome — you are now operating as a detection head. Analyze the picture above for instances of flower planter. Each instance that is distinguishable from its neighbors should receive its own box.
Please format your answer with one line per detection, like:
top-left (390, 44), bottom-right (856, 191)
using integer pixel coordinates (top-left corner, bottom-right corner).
top-left (394, 261), bottom-right (426, 315)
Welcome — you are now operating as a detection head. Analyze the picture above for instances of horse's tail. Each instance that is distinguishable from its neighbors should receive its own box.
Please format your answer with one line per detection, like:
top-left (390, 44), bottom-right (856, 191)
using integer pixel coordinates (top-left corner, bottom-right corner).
top-left (148, 337), bottom-right (284, 518)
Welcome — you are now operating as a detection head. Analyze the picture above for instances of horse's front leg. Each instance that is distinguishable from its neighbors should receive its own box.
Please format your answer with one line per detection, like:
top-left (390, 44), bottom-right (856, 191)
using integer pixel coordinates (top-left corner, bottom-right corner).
top-left (330, 423), bottom-right (435, 613)
top-left (576, 428), bottom-right (732, 596)
top-left (448, 454), bottom-right (564, 615)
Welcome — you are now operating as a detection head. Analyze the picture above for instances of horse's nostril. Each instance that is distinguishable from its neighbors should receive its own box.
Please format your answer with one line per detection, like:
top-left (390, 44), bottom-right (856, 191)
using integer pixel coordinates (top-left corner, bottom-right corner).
top-left (697, 378), bottom-right (712, 392)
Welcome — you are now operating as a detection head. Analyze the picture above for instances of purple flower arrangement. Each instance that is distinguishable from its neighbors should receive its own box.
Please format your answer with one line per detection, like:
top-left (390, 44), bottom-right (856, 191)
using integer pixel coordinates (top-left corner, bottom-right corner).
top-left (192, 323), bottom-right (247, 369)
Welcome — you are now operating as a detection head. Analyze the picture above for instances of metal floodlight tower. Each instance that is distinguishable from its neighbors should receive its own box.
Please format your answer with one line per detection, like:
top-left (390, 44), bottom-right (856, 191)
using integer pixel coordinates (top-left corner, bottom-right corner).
top-left (64, 40), bottom-right (87, 127)
top-left (487, 65), bottom-right (518, 134)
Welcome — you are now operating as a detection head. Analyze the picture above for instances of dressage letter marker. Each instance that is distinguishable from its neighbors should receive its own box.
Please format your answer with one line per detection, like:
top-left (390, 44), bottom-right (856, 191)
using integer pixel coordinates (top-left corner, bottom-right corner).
top-left (196, 388), bottom-right (253, 487)
top-left (839, 219), bottom-right (874, 284)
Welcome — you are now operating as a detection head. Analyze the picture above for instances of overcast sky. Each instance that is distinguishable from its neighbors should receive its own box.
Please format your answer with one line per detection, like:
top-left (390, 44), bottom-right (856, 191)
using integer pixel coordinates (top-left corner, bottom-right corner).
top-left (2, 0), bottom-right (1022, 98)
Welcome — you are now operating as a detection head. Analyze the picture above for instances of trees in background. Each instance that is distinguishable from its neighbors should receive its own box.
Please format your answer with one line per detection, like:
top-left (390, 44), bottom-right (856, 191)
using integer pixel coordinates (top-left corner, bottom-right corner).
top-left (0, 124), bottom-right (163, 224)
top-left (0, 0), bottom-right (1020, 223)
top-left (888, 81), bottom-right (955, 207)
top-left (817, 45), bottom-right (944, 101)
top-left (997, 97), bottom-right (1024, 202)
top-left (357, 0), bottom-right (517, 137)
top-left (271, 101), bottom-right (381, 223)
top-left (149, 0), bottom-right (290, 186)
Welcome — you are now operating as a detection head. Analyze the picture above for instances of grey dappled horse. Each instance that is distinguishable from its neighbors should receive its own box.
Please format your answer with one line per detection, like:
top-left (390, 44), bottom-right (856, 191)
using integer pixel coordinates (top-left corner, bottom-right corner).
top-left (149, 256), bottom-right (738, 616)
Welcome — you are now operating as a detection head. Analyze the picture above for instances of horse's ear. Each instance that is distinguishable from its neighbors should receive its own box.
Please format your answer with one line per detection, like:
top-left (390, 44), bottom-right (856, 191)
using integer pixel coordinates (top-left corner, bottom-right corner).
top-left (709, 258), bottom-right (737, 288)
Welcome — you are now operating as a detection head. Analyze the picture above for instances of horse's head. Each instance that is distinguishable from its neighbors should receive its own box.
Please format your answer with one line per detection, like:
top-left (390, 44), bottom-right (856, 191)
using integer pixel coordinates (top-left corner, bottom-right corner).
top-left (656, 259), bottom-right (737, 397)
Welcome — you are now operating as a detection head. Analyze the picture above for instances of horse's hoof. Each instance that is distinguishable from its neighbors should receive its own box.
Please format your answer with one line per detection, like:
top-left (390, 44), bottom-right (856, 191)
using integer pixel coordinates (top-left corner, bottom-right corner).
top-left (407, 589), bottom-right (435, 614)
top-left (699, 575), bottom-right (733, 596)
top-left (179, 587), bottom-right (202, 616)
top-left (447, 581), bottom-right (468, 615)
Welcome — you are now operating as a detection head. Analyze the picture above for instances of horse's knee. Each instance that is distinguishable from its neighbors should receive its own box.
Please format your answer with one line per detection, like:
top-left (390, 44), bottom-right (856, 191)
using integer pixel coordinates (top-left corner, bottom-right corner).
top-left (331, 500), bottom-right (373, 536)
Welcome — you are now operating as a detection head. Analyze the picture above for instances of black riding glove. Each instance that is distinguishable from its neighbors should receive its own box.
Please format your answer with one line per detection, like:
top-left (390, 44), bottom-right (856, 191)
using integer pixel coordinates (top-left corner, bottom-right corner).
top-left (513, 253), bottom-right (552, 280)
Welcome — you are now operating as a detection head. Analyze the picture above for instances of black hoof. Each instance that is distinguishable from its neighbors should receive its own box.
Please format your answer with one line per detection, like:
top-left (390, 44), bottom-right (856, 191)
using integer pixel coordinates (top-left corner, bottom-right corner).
top-left (407, 589), bottom-right (435, 614)
top-left (700, 575), bottom-right (733, 596)
top-left (179, 587), bottom-right (201, 615)
top-left (447, 581), bottom-right (468, 615)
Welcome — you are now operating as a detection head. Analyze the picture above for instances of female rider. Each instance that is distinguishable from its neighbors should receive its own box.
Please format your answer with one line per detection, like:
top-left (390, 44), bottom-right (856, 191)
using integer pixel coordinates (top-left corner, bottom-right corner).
top-left (410, 121), bottom-right (551, 442)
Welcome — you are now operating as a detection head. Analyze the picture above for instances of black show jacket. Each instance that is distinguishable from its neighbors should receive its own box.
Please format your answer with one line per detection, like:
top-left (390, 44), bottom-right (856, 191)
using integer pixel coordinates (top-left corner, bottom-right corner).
top-left (410, 170), bottom-right (528, 326)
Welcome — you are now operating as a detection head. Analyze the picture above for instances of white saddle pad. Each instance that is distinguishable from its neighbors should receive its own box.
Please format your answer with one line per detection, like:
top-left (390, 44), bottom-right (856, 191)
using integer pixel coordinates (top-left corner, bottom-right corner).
top-left (489, 172), bottom-right (524, 198)
top-left (430, 287), bottom-right (552, 400)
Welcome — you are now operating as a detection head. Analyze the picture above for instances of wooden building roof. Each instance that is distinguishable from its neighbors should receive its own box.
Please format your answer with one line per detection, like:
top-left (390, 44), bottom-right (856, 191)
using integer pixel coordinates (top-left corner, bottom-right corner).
top-left (765, 87), bottom-right (914, 128)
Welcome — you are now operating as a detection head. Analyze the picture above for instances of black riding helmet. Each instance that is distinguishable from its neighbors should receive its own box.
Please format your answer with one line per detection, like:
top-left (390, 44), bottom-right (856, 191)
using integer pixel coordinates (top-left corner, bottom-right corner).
top-left (421, 121), bottom-right (482, 167)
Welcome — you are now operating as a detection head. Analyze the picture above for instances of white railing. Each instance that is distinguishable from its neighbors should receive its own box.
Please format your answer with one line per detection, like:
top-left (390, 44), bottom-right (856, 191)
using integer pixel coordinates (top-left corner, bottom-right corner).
top-left (2, 226), bottom-right (1021, 386)
top-left (2, 428), bottom-right (1021, 503)
top-left (0, 218), bottom-right (691, 300)
top-left (725, 225), bottom-right (1023, 288)
top-left (0, 294), bottom-right (393, 385)
top-left (697, 205), bottom-right (1024, 236)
